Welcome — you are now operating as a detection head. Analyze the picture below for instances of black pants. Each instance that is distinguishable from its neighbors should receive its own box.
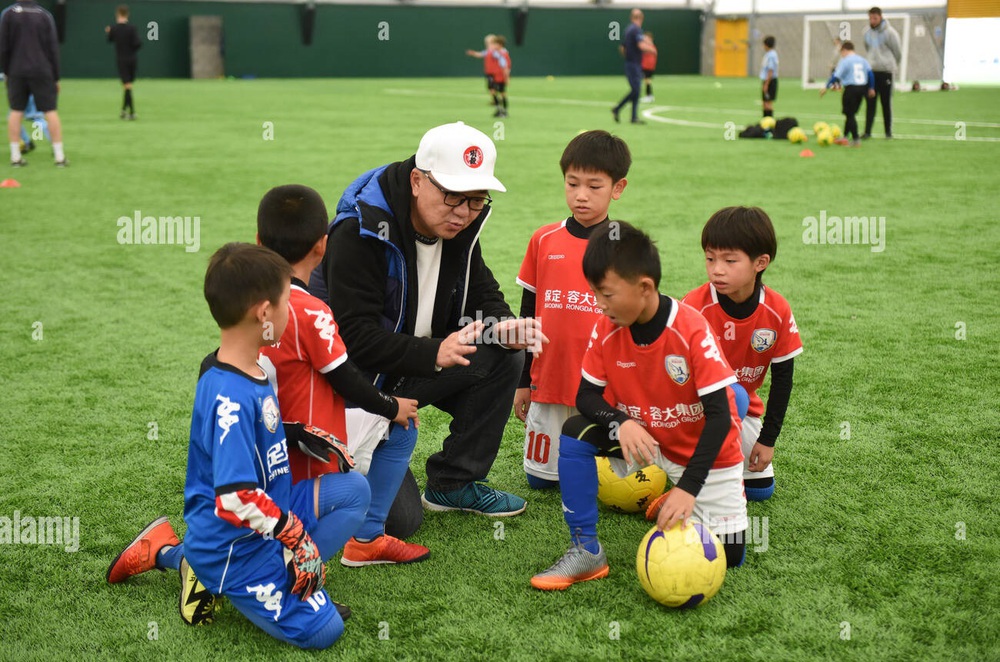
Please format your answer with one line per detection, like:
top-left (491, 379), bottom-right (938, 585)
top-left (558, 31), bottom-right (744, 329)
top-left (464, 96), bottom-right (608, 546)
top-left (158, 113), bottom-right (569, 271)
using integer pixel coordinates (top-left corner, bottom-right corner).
top-left (392, 343), bottom-right (523, 492)
top-left (842, 85), bottom-right (866, 140)
top-left (864, 71), bottom-right (893, 137)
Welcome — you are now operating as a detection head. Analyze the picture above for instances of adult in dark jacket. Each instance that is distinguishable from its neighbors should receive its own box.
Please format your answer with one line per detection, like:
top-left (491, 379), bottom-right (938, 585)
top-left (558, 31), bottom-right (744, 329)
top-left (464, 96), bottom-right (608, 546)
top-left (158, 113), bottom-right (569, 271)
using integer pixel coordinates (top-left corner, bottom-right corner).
top-left (311, 122), bottom-right (544, 531)
top-left (1, 0), bottom-right (67, 166)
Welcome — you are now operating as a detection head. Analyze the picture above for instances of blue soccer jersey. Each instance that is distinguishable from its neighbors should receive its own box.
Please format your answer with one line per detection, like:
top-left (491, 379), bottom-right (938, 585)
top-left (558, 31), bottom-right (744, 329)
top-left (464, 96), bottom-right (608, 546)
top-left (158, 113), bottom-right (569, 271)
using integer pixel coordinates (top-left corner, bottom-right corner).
top-left (759, 50), bottom-right (778, 80)
top-left (831, 54), bottom-right (873, 87)
top-left (183, 352), bottom-right (293, 594)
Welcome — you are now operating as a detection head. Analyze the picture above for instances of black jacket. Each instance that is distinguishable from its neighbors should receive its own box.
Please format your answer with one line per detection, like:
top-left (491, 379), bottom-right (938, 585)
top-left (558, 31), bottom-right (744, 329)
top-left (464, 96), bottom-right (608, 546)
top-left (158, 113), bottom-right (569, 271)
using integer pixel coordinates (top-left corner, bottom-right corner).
top-left (0, 1), bottom-right (59, 80)
top-left (317, 156), bottom-right (513, 392)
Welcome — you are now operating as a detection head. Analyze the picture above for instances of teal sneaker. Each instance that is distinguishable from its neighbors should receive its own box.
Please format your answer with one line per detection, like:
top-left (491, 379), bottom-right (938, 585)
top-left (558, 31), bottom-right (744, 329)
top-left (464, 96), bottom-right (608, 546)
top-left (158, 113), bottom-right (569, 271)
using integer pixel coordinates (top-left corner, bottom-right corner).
top-left (422, 482), bottom-right (526, 517)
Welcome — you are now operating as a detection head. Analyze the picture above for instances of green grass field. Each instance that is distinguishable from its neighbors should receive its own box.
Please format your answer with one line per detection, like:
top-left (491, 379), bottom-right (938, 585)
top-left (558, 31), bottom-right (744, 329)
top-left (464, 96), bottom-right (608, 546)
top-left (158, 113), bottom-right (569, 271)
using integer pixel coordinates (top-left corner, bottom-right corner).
top-left (1, 75), bottom-right (998, 660)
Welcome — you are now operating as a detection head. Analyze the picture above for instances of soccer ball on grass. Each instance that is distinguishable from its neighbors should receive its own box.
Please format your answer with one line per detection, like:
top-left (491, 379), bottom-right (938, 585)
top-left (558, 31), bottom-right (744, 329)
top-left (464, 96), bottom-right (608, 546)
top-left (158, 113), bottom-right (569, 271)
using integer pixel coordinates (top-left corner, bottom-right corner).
top-left (636, 522), bottom-right (727, 608)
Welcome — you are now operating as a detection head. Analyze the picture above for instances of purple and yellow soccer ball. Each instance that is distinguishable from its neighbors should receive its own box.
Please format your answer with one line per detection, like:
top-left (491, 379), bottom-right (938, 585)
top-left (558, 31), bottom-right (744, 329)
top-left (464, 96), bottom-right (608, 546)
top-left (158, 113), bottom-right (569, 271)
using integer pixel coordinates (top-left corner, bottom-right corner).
top-left (636, 522), bottom-right (727, 608)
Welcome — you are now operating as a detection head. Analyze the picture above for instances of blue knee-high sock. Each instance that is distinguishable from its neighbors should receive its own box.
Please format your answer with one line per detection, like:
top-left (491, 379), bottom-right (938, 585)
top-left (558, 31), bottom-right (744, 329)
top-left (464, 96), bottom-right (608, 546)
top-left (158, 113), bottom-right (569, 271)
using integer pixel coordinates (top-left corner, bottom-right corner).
top-left (311, 472), bottom-right (370, 561)
top-left (557, 436), bottom-right (601, 554)
top-left (356, 423), bottom-right (417, 541)
top-left (155, 543), bottom-right (184, 571)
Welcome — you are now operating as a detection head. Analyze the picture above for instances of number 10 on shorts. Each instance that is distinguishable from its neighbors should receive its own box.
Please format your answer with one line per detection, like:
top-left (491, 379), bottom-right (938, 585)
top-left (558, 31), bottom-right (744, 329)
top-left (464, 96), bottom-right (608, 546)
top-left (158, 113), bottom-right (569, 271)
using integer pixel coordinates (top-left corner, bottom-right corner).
top-left (526, 431), bottom-right (551, 464)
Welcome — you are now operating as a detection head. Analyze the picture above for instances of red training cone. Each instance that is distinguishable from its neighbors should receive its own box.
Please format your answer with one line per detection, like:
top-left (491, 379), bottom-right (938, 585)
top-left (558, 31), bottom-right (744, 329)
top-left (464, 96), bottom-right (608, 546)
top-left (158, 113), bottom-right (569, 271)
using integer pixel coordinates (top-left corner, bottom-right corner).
top-left (798, 149), bottom-right (815, 158)
top-left (0, 178), bottom-right (21, 188)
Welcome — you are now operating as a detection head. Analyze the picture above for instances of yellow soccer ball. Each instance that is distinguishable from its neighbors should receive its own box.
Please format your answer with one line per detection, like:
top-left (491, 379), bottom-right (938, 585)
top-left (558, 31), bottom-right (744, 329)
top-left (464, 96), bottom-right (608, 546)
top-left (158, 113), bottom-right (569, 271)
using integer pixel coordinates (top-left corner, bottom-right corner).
top-left (817, 130), bottom-right (834, 146)
top-left (637, 522), bottom-right (727, 608)
top-left (596, 457), bottom-right (668, 514)
top-left (813, 121), bottom-right (830, 136)
top-left (830, 125), bottom-right (842, 139)
top-left (787, 127), bottom-right (808, 143)
top-left (759, 116), bottom-right (776, 131)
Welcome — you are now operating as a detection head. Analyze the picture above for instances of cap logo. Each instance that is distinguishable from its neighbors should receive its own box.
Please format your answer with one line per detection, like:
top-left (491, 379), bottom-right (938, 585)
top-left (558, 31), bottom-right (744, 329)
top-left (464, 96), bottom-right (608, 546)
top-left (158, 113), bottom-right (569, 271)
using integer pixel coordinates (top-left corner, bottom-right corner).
top-left (463, 146), bottom-right (484, 169)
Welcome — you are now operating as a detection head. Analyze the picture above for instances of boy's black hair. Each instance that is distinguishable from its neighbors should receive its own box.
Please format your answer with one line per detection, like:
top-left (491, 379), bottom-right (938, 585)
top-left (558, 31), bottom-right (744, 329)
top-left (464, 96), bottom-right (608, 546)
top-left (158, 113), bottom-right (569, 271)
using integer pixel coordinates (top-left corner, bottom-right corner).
top-left (842, 40), bottom-right (855, 51)
top-left (763, 36), bottom-right (776, 48)
top-left (701, 206), bottom-right (777, 284)
top-left (559, 130), bottom-right (632, 182)
top-left (205, 243), bottom-right (291, 329)
top-left (583, 221), bottom-right (661, 287)
top-left (256, 184), bottom-right (329, 266)
top-left (869, 6), bottom-right (882, 16)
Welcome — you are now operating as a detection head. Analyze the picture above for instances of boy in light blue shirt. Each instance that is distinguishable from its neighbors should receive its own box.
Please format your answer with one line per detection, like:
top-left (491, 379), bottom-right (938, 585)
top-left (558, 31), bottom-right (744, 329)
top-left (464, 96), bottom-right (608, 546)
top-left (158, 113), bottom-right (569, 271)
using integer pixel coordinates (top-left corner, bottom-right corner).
top-left (759, 36), bottom-right (778, 118)
top-left (821, 41), bottom-right (875, 146)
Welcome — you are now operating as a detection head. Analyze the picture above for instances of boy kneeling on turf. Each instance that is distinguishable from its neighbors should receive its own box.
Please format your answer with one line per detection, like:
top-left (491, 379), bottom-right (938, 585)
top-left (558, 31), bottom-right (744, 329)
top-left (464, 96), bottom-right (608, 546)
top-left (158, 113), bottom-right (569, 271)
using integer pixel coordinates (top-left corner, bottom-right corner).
top-left (107, 243), bottom-right (369, 648)
top-left (531, 222), bottom-right (748, 590)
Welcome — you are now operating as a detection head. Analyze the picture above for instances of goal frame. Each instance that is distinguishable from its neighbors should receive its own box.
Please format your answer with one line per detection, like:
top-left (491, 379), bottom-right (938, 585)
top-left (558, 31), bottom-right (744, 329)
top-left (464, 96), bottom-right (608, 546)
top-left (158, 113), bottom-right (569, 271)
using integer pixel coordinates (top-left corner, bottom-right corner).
top-left (801, 13), bottom-right (911, 89)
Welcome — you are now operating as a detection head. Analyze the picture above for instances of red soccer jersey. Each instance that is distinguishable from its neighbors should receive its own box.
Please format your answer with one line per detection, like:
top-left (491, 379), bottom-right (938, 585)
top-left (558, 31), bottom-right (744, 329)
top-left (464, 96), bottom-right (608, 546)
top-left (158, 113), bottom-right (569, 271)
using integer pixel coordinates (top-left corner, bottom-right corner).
top-left (641, 47), bottom-right (657, 71)
top-left (517, 220), bottom-right (603, 406)
top-left (581, 299), bottom-right (743, 469)
top-left (260, 283), bottom-right (349, 482)
top-left (683, 283), bottom-right (803, 418)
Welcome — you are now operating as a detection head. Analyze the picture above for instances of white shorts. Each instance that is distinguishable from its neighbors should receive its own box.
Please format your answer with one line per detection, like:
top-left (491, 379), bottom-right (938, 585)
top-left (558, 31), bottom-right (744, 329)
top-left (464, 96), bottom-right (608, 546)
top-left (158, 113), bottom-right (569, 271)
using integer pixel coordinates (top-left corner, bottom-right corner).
top-left (608, 453), bottom-right (748, 537)
top-left (523, 402), bottom-right (578, 481)
top-left (344, 409), bottom-right (391, 475)
top-left (740, 416), bottom-right (774, 480)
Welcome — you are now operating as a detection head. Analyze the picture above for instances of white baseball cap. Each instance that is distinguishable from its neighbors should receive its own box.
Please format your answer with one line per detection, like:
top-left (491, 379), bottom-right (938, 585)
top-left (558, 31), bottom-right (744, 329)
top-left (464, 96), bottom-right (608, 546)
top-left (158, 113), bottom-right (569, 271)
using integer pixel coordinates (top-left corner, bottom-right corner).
top-left (415, 121), bottom-right (506, 193)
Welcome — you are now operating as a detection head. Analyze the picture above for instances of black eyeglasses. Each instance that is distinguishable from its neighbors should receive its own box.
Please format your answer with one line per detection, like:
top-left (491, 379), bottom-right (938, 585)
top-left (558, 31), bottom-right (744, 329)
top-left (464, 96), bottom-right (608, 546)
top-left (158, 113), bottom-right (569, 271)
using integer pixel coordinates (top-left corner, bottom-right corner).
top-left (420, 170), bottom-right (492, 212)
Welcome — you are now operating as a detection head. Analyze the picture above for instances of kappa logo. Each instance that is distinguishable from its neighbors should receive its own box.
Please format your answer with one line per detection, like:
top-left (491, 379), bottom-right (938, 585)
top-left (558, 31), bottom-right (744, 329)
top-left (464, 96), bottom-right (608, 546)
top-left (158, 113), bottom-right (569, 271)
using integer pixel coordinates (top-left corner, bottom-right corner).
top-left (215, 395), bottom-right (241, 444)
top-left (246, 582), bottom-right (283, 621)
top-left (751, 329), bottom-right (777, 353)
top-left (463, 146), bottom-right (484, 168)
top-left (665, 355), bottom-right (690, 385)
top-left (262, 395), bottom-right (280, 433)
top-left (304, 307), bottom-right (338, 353)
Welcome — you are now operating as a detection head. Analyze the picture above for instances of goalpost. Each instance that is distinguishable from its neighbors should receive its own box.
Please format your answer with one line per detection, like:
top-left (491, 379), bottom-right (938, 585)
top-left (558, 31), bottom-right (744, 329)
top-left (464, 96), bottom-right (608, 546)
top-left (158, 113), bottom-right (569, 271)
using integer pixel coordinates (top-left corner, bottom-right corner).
top-left (801, 13), bottom-right (911, 89)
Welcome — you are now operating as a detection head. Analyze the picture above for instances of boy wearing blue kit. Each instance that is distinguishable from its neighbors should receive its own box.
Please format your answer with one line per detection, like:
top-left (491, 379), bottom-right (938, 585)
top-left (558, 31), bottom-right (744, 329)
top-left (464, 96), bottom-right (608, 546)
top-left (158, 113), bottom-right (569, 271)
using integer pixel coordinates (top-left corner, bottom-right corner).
top-left (107, 243), bottom-right (370, 648)
top-left (821, 41), bottom-right (876, 146)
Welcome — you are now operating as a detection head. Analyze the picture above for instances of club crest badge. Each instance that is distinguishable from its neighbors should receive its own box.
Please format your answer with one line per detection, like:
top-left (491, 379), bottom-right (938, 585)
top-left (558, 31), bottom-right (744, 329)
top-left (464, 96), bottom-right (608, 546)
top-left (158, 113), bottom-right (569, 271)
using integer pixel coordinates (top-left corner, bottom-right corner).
top-left (665, 355), bottom-right (690, 385)
top-left (751, 328), bottom-right (777, 353)
top-left (262, 395), bottom-right (280, 433)
top-left (464, 146), bottom-right (483, 168)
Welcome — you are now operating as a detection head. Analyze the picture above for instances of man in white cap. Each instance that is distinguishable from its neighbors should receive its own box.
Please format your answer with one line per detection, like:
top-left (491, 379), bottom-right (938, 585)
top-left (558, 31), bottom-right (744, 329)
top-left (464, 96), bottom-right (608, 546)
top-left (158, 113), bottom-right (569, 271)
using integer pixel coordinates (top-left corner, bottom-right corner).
top-left (310, 122), bottom-right (544, 537)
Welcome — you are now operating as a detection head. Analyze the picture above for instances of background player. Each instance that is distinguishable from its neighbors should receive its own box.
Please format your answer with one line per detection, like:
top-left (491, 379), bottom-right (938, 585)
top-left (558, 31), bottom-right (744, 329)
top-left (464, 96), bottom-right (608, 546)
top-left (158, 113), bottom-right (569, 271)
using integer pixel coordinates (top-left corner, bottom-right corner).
top-left (1, 0), bottom-right (67, 166)
top-left (105, 4), bottom-right (141, 120)
top-left (255, 184), bottom-right (429, 565)
top-left (107, 243), bottom-right (370, 645)
top-left (514, 130), bottom-right (631, 490)
top-left (612, 9), bottom-right (656, 124)
top-left (821, 41), bottom-right (875, 146)
top-left (465, 35), bottom-right (509, 117)
top-left (760, 36), bottom-right (778, 118)
top-left (640, 32), bottom-right (657, 102)
top-left (682, 207), bottom-right (802, 501)
top-left (531, 222), bottom-right (747, 591)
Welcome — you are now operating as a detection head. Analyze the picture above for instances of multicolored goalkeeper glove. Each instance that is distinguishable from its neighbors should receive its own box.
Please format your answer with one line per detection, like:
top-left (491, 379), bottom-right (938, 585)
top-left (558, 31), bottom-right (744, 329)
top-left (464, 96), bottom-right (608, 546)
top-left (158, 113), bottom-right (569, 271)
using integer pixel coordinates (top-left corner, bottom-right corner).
top-left (284, 422), bottom-right (356, 472)
top-left (275, 511), bottom-right (324, 601)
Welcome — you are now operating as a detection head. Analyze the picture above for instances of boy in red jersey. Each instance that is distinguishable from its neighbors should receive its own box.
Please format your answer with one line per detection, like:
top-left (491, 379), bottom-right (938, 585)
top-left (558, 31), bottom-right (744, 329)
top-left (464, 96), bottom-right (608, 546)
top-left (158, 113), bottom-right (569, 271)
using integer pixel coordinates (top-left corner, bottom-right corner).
top-left (466, 35), bottom-right (509, 117)
top-left (640, 32), bottom-right (657, 102)
top-left (531, 222), bottom-right (747, 590)
top-left (257, 185), bottom-right (429, 566)
top-left (513, 130), bottom-right (631, 490)
top-left (681, 207), bottom-right (802, 501)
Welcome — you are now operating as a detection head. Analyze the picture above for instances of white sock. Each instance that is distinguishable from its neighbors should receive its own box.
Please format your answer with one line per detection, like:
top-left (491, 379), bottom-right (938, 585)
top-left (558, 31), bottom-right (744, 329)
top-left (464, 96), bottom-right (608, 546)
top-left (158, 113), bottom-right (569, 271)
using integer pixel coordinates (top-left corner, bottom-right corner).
top-left (53, 142), bottom-right (65, 162)
top-left (10, 142), bottom-right (21, 162)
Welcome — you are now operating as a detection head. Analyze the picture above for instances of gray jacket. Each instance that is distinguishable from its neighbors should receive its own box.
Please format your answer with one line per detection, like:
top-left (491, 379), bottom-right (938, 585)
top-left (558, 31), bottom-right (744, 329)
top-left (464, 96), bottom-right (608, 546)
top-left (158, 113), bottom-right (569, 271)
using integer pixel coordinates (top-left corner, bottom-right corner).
top-left (863, 19), bottom-right (902, 74)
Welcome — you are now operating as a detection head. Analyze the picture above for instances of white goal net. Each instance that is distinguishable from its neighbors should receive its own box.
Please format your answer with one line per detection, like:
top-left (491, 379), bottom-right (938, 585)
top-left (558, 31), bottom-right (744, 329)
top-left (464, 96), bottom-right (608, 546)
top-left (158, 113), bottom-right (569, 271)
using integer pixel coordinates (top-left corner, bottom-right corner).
top-left (801, 14), bottom-right (910, 89)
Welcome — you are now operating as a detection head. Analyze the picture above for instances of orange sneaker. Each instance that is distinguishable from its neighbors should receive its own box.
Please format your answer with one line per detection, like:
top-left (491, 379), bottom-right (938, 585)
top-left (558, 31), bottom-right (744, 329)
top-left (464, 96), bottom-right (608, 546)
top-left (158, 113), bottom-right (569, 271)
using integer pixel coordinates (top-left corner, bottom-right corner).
top-left (340, 535), bottom-right (430, 567)
top-left (106, 516), bottom-right (180, 584)
top-left (645, 493), bottom-right (669, 522)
